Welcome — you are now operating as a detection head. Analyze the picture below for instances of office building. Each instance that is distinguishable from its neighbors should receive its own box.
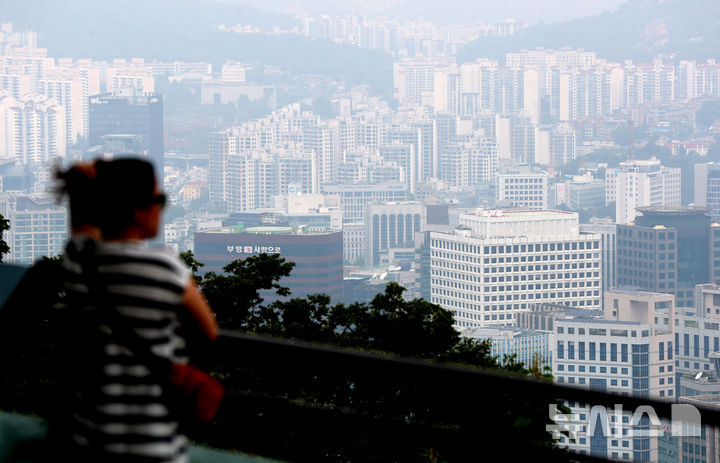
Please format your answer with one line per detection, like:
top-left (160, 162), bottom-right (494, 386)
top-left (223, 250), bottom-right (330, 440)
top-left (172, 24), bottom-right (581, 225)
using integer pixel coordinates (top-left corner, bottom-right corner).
top-left (672, 284), bottom-right (720, 385)
top-left (616, 206), bottom-right (718, 308)
top-left (4, 194), bottom-right (67, 264)
top-left (564, 177), bottom-right (606, 211)
top-left (88, 89), bottom-right (164, 181)
top-left (497, 169), bottom-right (549, 210)
top-left (553, 288), bottom-right (674, 461)
top-left (322, 183), bottom-right (407, 224)
top-left (364, 202), bottom-right (425, 267)
top-left (430, 210), bottom-right (602, 328)
top-left (462, 326), bottom-right (552, 371)
top-left (517, 302), bottom-right (602, 332)
top-left (194, 226), bottom-right (343, 303)
top-left (694, 162), bottom-right (720, 221)
top-left (580, 221), bottom-right (617, 304)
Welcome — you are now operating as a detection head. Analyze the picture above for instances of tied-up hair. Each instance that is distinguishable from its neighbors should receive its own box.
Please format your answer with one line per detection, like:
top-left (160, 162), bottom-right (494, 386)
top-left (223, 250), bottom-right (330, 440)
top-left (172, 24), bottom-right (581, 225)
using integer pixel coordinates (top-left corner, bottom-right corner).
top-left (54, 161), bottom-right (100, 231)
top-left (56, 158), bottom-right (158, 239)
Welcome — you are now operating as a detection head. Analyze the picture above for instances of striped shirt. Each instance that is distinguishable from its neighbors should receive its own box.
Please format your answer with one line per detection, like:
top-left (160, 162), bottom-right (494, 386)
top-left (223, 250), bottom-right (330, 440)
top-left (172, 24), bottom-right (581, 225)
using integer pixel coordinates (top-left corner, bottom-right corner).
top-left (62, 238), bottom-right (191, 463)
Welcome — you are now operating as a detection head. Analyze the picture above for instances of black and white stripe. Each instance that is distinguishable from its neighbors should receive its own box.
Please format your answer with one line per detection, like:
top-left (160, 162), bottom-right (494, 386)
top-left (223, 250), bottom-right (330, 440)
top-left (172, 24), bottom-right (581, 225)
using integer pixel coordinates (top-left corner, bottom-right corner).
top-left (62, 238), bottom-right (191, 463)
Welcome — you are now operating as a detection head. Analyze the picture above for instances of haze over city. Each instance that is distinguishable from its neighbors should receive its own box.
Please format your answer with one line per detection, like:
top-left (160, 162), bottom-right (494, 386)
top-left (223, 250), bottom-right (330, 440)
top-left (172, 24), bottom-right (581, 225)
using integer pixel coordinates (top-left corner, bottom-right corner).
top-left (1, 0), bottom-right (720, 461)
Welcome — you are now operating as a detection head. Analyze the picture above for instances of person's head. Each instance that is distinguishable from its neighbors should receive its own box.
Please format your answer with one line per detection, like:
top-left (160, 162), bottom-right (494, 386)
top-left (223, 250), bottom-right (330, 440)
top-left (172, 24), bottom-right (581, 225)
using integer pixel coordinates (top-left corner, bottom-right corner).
top-left (94, 158), bottom-right (165, 241)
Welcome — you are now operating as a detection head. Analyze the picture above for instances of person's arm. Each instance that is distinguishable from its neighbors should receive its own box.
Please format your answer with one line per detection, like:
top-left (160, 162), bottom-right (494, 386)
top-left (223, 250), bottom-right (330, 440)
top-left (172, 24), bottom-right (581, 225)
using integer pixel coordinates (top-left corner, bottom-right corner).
top-left (181, 280), bottom-right (219, 341)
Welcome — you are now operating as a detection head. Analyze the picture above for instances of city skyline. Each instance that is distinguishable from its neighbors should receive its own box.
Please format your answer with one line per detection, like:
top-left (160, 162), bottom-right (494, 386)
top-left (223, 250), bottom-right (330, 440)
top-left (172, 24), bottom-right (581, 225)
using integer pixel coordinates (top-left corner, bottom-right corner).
top-left (1, 2), bottom-right (720, 460)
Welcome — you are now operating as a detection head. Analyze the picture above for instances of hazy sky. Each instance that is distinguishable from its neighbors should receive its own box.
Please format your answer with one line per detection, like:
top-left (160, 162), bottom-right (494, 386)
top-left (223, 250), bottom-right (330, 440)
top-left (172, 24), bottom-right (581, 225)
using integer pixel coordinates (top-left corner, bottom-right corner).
top-left (228, 0), bottom-right (630, 25)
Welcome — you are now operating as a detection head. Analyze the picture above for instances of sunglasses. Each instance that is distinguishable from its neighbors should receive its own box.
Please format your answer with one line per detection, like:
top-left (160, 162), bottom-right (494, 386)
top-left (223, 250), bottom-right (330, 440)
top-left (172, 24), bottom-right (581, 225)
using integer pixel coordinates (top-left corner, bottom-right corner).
top-left (151, 193), bottom-right (167, 208)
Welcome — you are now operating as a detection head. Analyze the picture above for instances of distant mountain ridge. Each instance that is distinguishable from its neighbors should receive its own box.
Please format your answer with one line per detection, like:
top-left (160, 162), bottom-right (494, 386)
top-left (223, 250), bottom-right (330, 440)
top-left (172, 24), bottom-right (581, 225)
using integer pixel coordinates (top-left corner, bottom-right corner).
top-left (1, 0), bottom-right (393, 95)
top-left (3, 0), bottom-right (300, 60)
top-left (458, 0), bottom-right (720, 64)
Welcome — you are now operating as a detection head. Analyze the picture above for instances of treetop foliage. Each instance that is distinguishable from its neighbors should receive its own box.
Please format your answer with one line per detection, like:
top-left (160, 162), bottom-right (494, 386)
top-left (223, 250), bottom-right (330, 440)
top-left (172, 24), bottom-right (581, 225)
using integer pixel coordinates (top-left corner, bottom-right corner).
top-left (181, 250), bottom-right (545, 375)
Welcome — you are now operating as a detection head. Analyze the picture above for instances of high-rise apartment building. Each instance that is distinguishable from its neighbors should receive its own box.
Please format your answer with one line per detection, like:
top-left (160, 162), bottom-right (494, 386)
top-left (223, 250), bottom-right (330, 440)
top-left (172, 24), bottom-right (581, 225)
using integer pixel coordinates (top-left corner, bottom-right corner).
top-left (548, 123), bottom-right (576, 166)
top-left (393, 57), bottom-right (456, 107)
top-left (0, 92), bottom-right (66, 164)
top-left (430, 210), bottom-right (601, 328)
top-left (606, 157), bottom-right (681, 224)
top-left (509, 115), bottom-right (535, 164)
top-left (623, 60), bottom-right (676, 106)
top-left (438, 136), bottom-right (498, 187)
top-left (676, 59), bottom-right (720, 100)
top-left (39, 70), bottom-right (86, 146)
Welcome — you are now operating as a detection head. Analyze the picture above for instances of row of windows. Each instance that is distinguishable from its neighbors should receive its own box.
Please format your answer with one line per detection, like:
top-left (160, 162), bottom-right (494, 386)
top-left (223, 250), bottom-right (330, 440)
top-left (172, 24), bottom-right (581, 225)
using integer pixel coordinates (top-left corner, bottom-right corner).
top-left (500, 177), bottom-right (544, 183)
top-left (617, 228), bottom-right (675, 240)
top-left (431, 264), bottom-right (601, 280)
top-left (483, 272), bottom-right (599, 282)
top-left (484, 281), bottom-right (596, 292)
top-left (432, 259), bottom-right (600, 274)
top-left (483, 290), bottom-right (600, 301)
top-left (557, 327), bottom-right (651, 337)
top-left (557, 364), bottom-right (629, 374)
top-left (556, 376), bottom-right (630, 387)
top-left (556, 341), bottom-right (661, 361)
top-left (434, 288), bottom-right (601, 303)
top-left (434, 298), bottom-right (602, 312)
top-left (676, 333), bottom-right (720, 359)
top-left (484, 253), bottom-right (598, 263)
top-left (430, 240), bottom-right (600, 253)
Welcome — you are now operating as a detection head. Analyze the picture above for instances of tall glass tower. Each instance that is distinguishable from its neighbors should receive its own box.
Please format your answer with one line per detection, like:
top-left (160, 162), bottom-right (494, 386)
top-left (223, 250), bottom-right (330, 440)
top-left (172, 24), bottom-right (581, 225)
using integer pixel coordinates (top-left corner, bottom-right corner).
top-left (88, 89), bottom-right (164, 182)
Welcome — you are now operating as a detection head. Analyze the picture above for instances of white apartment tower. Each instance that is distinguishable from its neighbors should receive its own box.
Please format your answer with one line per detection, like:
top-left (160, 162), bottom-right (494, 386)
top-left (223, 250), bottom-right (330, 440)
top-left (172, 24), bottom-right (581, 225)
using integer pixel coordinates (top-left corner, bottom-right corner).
top-left (607, 157), bottom-right (681, 225)
top-left (0, 92), bottom-right (66, 164)
top-left (393, 56), bottom-right (456, 107)
top-left (549, 123), bottom-right (576, 166)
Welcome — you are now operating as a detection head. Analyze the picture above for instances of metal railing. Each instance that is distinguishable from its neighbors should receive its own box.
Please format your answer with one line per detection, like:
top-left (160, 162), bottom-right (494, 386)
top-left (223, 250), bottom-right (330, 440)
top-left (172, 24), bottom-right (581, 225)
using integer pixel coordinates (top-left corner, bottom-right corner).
top-left (190, 332), bottom-right (720, 462)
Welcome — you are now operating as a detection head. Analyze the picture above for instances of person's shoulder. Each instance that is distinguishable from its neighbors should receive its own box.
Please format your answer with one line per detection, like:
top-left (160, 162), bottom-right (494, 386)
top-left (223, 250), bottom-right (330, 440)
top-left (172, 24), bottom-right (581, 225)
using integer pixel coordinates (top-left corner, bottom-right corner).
top-left (143, 247), bottom-right (192, 284)
top-left (97, 243), bottom-right (189, 278)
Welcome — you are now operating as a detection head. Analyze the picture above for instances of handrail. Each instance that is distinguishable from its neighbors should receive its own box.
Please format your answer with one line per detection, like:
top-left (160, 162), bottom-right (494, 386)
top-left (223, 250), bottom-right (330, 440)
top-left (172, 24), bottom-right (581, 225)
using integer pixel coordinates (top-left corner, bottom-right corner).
top-left (193, 331), bottom-right (720, 462)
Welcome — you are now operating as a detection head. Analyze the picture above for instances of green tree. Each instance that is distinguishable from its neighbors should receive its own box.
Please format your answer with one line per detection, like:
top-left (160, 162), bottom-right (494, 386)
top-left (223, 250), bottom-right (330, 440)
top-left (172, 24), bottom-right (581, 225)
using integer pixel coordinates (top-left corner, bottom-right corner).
top-left (179, 250), bottom-right (204, 286)
top-left (696, 99), bottom-right (720, 131)
top-left (196, 253), bottom-right (295, 329)
top-left (188, 254), bottom-right (503, 370)
top-left (0, 214), bottom-right (9, 262)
